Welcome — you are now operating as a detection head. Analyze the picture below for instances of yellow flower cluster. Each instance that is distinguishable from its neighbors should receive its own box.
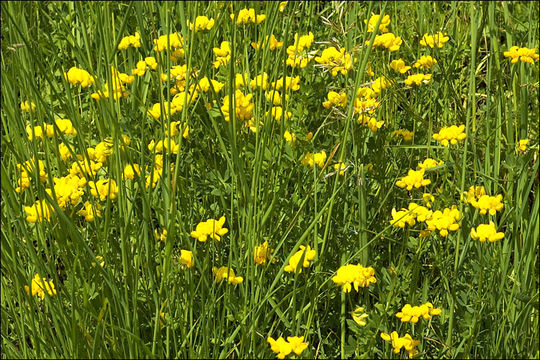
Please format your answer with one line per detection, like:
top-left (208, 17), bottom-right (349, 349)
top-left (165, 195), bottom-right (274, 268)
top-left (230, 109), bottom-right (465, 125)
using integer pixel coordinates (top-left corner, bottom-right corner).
top-left (20, 100), bottom-right (36, 112)
top-left (16, 158), bottom-right (47, 193)
top-left (26, 118), bottom-right (77, 141)
top-left (390, 203), bottom-right (432, 228)
top-left (368, 33), bottom-right (402, 52)
top-left (432, 124), bottom-right (466, 146)
top-left (425, 206), bottom-right (461, 237)
top-left (221, 90), bottom-right (255, 123)
top-left (364, 13), bottom-right (390, 33)
top-left (153, 33), bottom-right (184, 52)
top-left (88, 179), bottom-right (118, 201)
top-left (470, 221), bottom-right (505, 242)
top-left (417, 158), bottom-right (444, 170)
top-left (390, 58), bottom-right (411, 74)
top-left (91, 68), bottom-right (132, 100)
top-left (251, 34), bottom-right (283, 50)
top-left (118, 32), bottom-right (141, 50)
top-left (516, 139), bottom-right (529, 153)
top-left (24, 274), bottom-right (57, 299)
top-left (180, 250), bottom-right (194, 268)
top-left (393, 129), bottom-right (414, 141)
top-left (332, 264), bottom-right (377, 292)
top-left (284, 245), bottom-right (316, 273)
top-left (380, 331), bottom-right (420, 358)
top-left (212, 266), bottom-right (243, 284)
top-left (420, 32), bottom-right (449, 48)
top-left (413, 55), bottom-right (437, 69)
top-left (254, 241), bottom-right (274, 265)
top-left (503, 46), bottom-right (539, 64)
top-left (190, 216), bottom-right (228, 242)
top-left (471, 194), bottom-right (504, 215)
top-left (301, 151), bottom-right (327, 168)
top-left (230, 8), bottom-right (266, 24)
top-left (64, 66), bottom-right (95, 87)
top-left (396, 302), bottom-right (442, 323)
top-left (46, 174), bottom-right (86, 209)
top-left (77, 200), bottom-right (101, 222)
top-left (351, 306), bottom-right (369, 326)
top-left (267, 336), bottom-right (309, 359)
top-left (283, 130), bottom-right (296, 144)
top-left (24, 200), bottom-right (53, 223)
top-left (314, 46), bottom-right (355, 76)
top-left (353, 77), bottom-right (391, 132)
top-left (188, 16), bottom-right (215, 32)
top-left (396, 168), bottom-right (431, 191)
top-left (404, 73), bottom-right (432, 86)
top-left (286, 32), bottom-right (316, 68)
top-left (132, 56), bottom-right (158, 76)
top-left (213, 41), bottom-right (231, 69)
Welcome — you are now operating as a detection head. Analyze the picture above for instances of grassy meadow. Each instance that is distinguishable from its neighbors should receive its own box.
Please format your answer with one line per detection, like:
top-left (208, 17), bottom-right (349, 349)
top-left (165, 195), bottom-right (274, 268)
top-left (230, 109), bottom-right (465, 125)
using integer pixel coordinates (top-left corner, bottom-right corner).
top-left (1, 1), bottom-right (539, 358)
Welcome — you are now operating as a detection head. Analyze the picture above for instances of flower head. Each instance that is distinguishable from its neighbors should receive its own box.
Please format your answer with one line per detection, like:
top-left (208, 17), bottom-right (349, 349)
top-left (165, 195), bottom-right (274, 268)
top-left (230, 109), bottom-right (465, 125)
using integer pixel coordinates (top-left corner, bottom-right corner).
top-left (471, 221), bottom-right (505, 242)
top-left (25, 274), bottom-right (57, 299)
top-left (190, 216), bottom-right (229, 242)
top-left (284, 245), bottom-right (316, 273)
top-left (212, 266), bottom-right (243, 284)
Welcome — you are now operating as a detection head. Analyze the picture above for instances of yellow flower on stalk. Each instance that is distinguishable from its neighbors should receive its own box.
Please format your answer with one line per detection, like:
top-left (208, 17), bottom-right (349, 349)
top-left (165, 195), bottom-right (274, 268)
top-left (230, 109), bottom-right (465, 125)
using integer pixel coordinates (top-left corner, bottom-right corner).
top-left (20, 100), bottom-right (36, 112)
top-left (188, 16), bottom-right (215, 32)
top-left (190, 216), bottom-right (228, 242)
top-left (26, 124), bottom-right (54, 141)
top-left (122, 164), bottom-right (141, 180)
top-left (213, 41), bottom-right (231, 69)
top-left (278, 1), bottom-right (288, 12)
top-left (284, 245), bottom-right (316, 273)
top-left (153, 33), bottom-right (184, 52)
top-left (283, 130), bottom-right (297, 145)
top-left (77, 200), bottom-right (102, 222)
top-left (396, 302), bottom-right (442, 323)
top-left (25, 200), bottom-right (53, 223)
top-left (390, 59), bottom-right (411, 74)
top-left (516, 139), bottom-right (529, 153)
top-left (333, 162), bottom-right (347, 176)
top-left (132, 57), bottom-right (158, 76)
top-left (390, 207), bottom-right (416, 228)
top-left (251, 34), bottom-right (283, 50)
top-left (25, 274), bottom-right (57, 299)
top-left (302, 151), bottom-right (327, 168)
top-left (286, 32), bottom-right (316, 68)
top-left (268, 106), bottom-right (292, 121)
top-left (221, 90), bottom-right (255, 123)
top-left (470, 194), bottom-right (504, 215)
top-left (254, 240), bottom-right (275, 265)
top-left (368, 33), bottom-right (402, 52)
top-left (230, 8), bottom-right (266, 24)
top-left (422, 193), bottom-right (435, 208)
top-left (503, 46), bottom-right (539, 64)
top-left (404, 73), bottom-right (432, 86)
top-left (470, 221), bottom-right (505, 242)
top-left (314, 46), bottom-right (355, 76)
top-left (212, 266), bottom-right (243, 284)
top-left (180, 250), bottom-right (194, 268)
top-left (420, 32), bottom-right (449, 48)
top-left (432, 124), bottom-right (466, 146)
top-left (396, 169), bottom-right (431, 191)
top-left (64, 66), bottom-right (95, 87)
top-left (351, 306), bottom-right (368, 326)
top-left (380, 331), bottom-right (420, 358)
top-left (267, 336), bottom-right (308, 359)
top-left (272, 76), bottom-right (301, 91)
top-left (364, 13), bottom-right (391, 33)
top-left (46, 174), bottom-right (86, 209)
top-left (413, 55), bottom-right (437, 69)
top-left (393, 129), bottom-right (414, 141)
top-left (332, 264), bottom-right (377, 293)
top-left (418, 158), bottom-right (443, 170)
top-left (88, 179), bottom-right (118, 201)
top-left (322, 91), bottom-right (347, 109)
top-left (425, 206), bottom-right (461, 237)
top-left (118, 32), bottom-right (141, 50)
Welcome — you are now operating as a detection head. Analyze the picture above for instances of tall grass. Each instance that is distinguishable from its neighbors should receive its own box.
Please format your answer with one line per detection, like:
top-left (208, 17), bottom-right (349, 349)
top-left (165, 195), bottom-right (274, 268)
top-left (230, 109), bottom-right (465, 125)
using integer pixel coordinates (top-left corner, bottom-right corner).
top-left (1, 1), bottom-right (538, 359)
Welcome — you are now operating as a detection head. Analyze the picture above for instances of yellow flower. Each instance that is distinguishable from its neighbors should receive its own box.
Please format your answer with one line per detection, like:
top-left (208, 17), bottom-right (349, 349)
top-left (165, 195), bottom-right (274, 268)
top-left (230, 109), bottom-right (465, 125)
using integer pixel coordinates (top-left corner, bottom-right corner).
top-left (471, 221), bottom-right (505, 242)
top-left (212, 266), bottom-right (243, 284)
top-left (333, 162), bottom-right (347, 176)
top-left (267, 337), bottom-right (292, 359)
top-left (122, 164), bottom-right (141, 180)
top-left (153, 33), bottom-right (184, 52)
top-left (180, 250), bottom-right (194, 268)
top-left (286, 32), bottom-right (316, 68)
top-left (302, 151), bottom-right (327, 168)
top-left (390, 207), bottom-right (416, 228)
top-left (516, 139), bottom-right (529, 153)
top-left (322, 91), bottom-right (347, 109)
top-left (287, 336), bottom-right (309, 356)
top-left (432, 124), bottom-right (466, 146)
top-left (284, 245), bottom-right (316, 273)
top-left (393, 129), bottom-right (414, 141)
top-left (190, 216), bottom-right (228, 242)
top-left (390, 59), bottom-right (411, 74)
top-left (417, 158), bottom-right (443, 170)
top-left (254, 240), bottom-right (274, 265)
top-left (272, 76), bottom-right (300, 91)
top-left (221, 90), bottom-right (255, 123)
top-left (351, 306), bottom-right (368, 326)
top-left (364, 13), bottom-right (391, 33)
top-left (503, 46), bottom-right (539, 64)
top-left (77, 200), bottom-right (102, 222)
top-left (118, 32), bottom-right (141, 50)
top-left (332, 264), bottom-right (377, 293)
top-left (278, 1), bottom-right (288, 12)
top-left (470, 194), bottom-right (504, 215)
top-left (283, 130), bottom-right (297, 145)
top-left (25, 274), bottom-right (56, 299)
top-left (251, 34), bottom-right (283, 50)
top-left (420, 32), bottom-right (449, 48)
top-left (231, 8), bottom-right (266, 24)
top-left (380, 331), bottom-right (420, 358)
top-left (413, 55), bottom-right (437, 69)
top-left (88, 179), bottom-right (118, 201)
top-left (404, 73), bottom-right (432, 86)
top-left (188, 16), bottom-right (215, 32)
top-left (20, 100), bottom-right (36, 112)
top-left (64, 66), bottom-right (95, 87)
top-left (425, 206), bottom-right (461, 237)
top-left (25, 200), bottom-right (53, 223)
top-left (368, 33), bottom-right (402, 52)
top-left (396, 169), bottom-right (431, 191)
top-left (314, 46), bottom-right (355, 76)
top-left (396, 302), bottom-right (442, 323)
top-left (213, 41), bottom-right (231, 68)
